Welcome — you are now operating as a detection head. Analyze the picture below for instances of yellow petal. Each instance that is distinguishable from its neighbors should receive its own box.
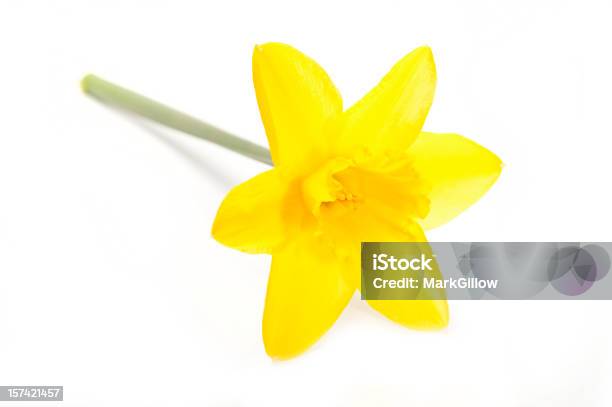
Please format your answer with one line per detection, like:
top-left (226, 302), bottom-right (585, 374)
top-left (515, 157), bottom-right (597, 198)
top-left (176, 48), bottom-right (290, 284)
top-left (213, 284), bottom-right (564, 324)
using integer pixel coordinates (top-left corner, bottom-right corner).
top-left (263, 236), bottom-right (354, 359)
top-left (252, 43), bottom-right (343, 170)
top-left (410, 132), bottom-right (503, 229)
top-left (336, 46), bottom-right (436, 156)
top-left (320, 215), bottom-right (448, 328)
top-left (366, 239), bottom-right (449, 329)
top-left (320, 203), bottom-right (428, 290)
top-left (212, 169), bottom-right (286, 253)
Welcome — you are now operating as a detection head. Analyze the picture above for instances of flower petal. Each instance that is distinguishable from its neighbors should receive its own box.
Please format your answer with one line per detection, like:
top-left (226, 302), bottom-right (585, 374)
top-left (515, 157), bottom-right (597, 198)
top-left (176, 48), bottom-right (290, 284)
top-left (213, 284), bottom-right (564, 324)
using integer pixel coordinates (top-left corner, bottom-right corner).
top-left (212, 169), bottom-right (286, 253)
top-left (252, 43), bottom-right (343, 170)
top-left (321, 216), bottom-right (449, 329)
top-left (320, 203), bottom-right (429, 290)
top-left (366, 238), bottom-right (449, 329)
top-left (410, 132), bottom-right (502, 229)
top-left (263, 236), bottom-right (354, 359)
top-left (336, 46), bottom-right (436, 155)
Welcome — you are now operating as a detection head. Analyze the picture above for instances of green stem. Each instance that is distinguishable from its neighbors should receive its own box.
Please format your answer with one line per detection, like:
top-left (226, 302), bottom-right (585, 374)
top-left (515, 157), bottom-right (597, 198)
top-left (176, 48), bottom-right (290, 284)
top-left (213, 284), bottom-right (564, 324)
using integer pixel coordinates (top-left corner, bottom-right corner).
top-left (81, 74), bottom-right (273, 166)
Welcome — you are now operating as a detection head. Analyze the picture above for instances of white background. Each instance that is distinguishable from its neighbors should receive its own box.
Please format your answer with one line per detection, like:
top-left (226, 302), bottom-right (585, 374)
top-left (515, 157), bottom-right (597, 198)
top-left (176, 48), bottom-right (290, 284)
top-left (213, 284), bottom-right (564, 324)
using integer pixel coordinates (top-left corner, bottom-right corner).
top-left (1, 1), bottom-right (611, 405)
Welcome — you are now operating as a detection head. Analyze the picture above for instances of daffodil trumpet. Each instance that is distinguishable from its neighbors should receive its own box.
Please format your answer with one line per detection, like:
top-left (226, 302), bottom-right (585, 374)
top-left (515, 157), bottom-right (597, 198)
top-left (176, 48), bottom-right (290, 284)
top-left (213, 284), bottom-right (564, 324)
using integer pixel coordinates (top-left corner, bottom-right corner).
top-left (82, 43), bottom-right (502, 359)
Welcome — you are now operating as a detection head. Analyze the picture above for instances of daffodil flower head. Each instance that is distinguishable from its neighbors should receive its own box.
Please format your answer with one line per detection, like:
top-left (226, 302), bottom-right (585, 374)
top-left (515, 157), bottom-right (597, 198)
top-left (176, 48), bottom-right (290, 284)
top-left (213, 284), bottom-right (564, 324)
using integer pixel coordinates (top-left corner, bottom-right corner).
top-left (212, 43), bottom-right (502, 359)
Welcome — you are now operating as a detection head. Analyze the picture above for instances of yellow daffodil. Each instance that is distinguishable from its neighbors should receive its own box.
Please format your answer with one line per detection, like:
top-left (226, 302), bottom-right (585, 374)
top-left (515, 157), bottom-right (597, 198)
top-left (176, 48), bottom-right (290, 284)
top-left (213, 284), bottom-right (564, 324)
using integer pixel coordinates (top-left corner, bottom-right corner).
top-left (211, 43), bottom-right (502, 359)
